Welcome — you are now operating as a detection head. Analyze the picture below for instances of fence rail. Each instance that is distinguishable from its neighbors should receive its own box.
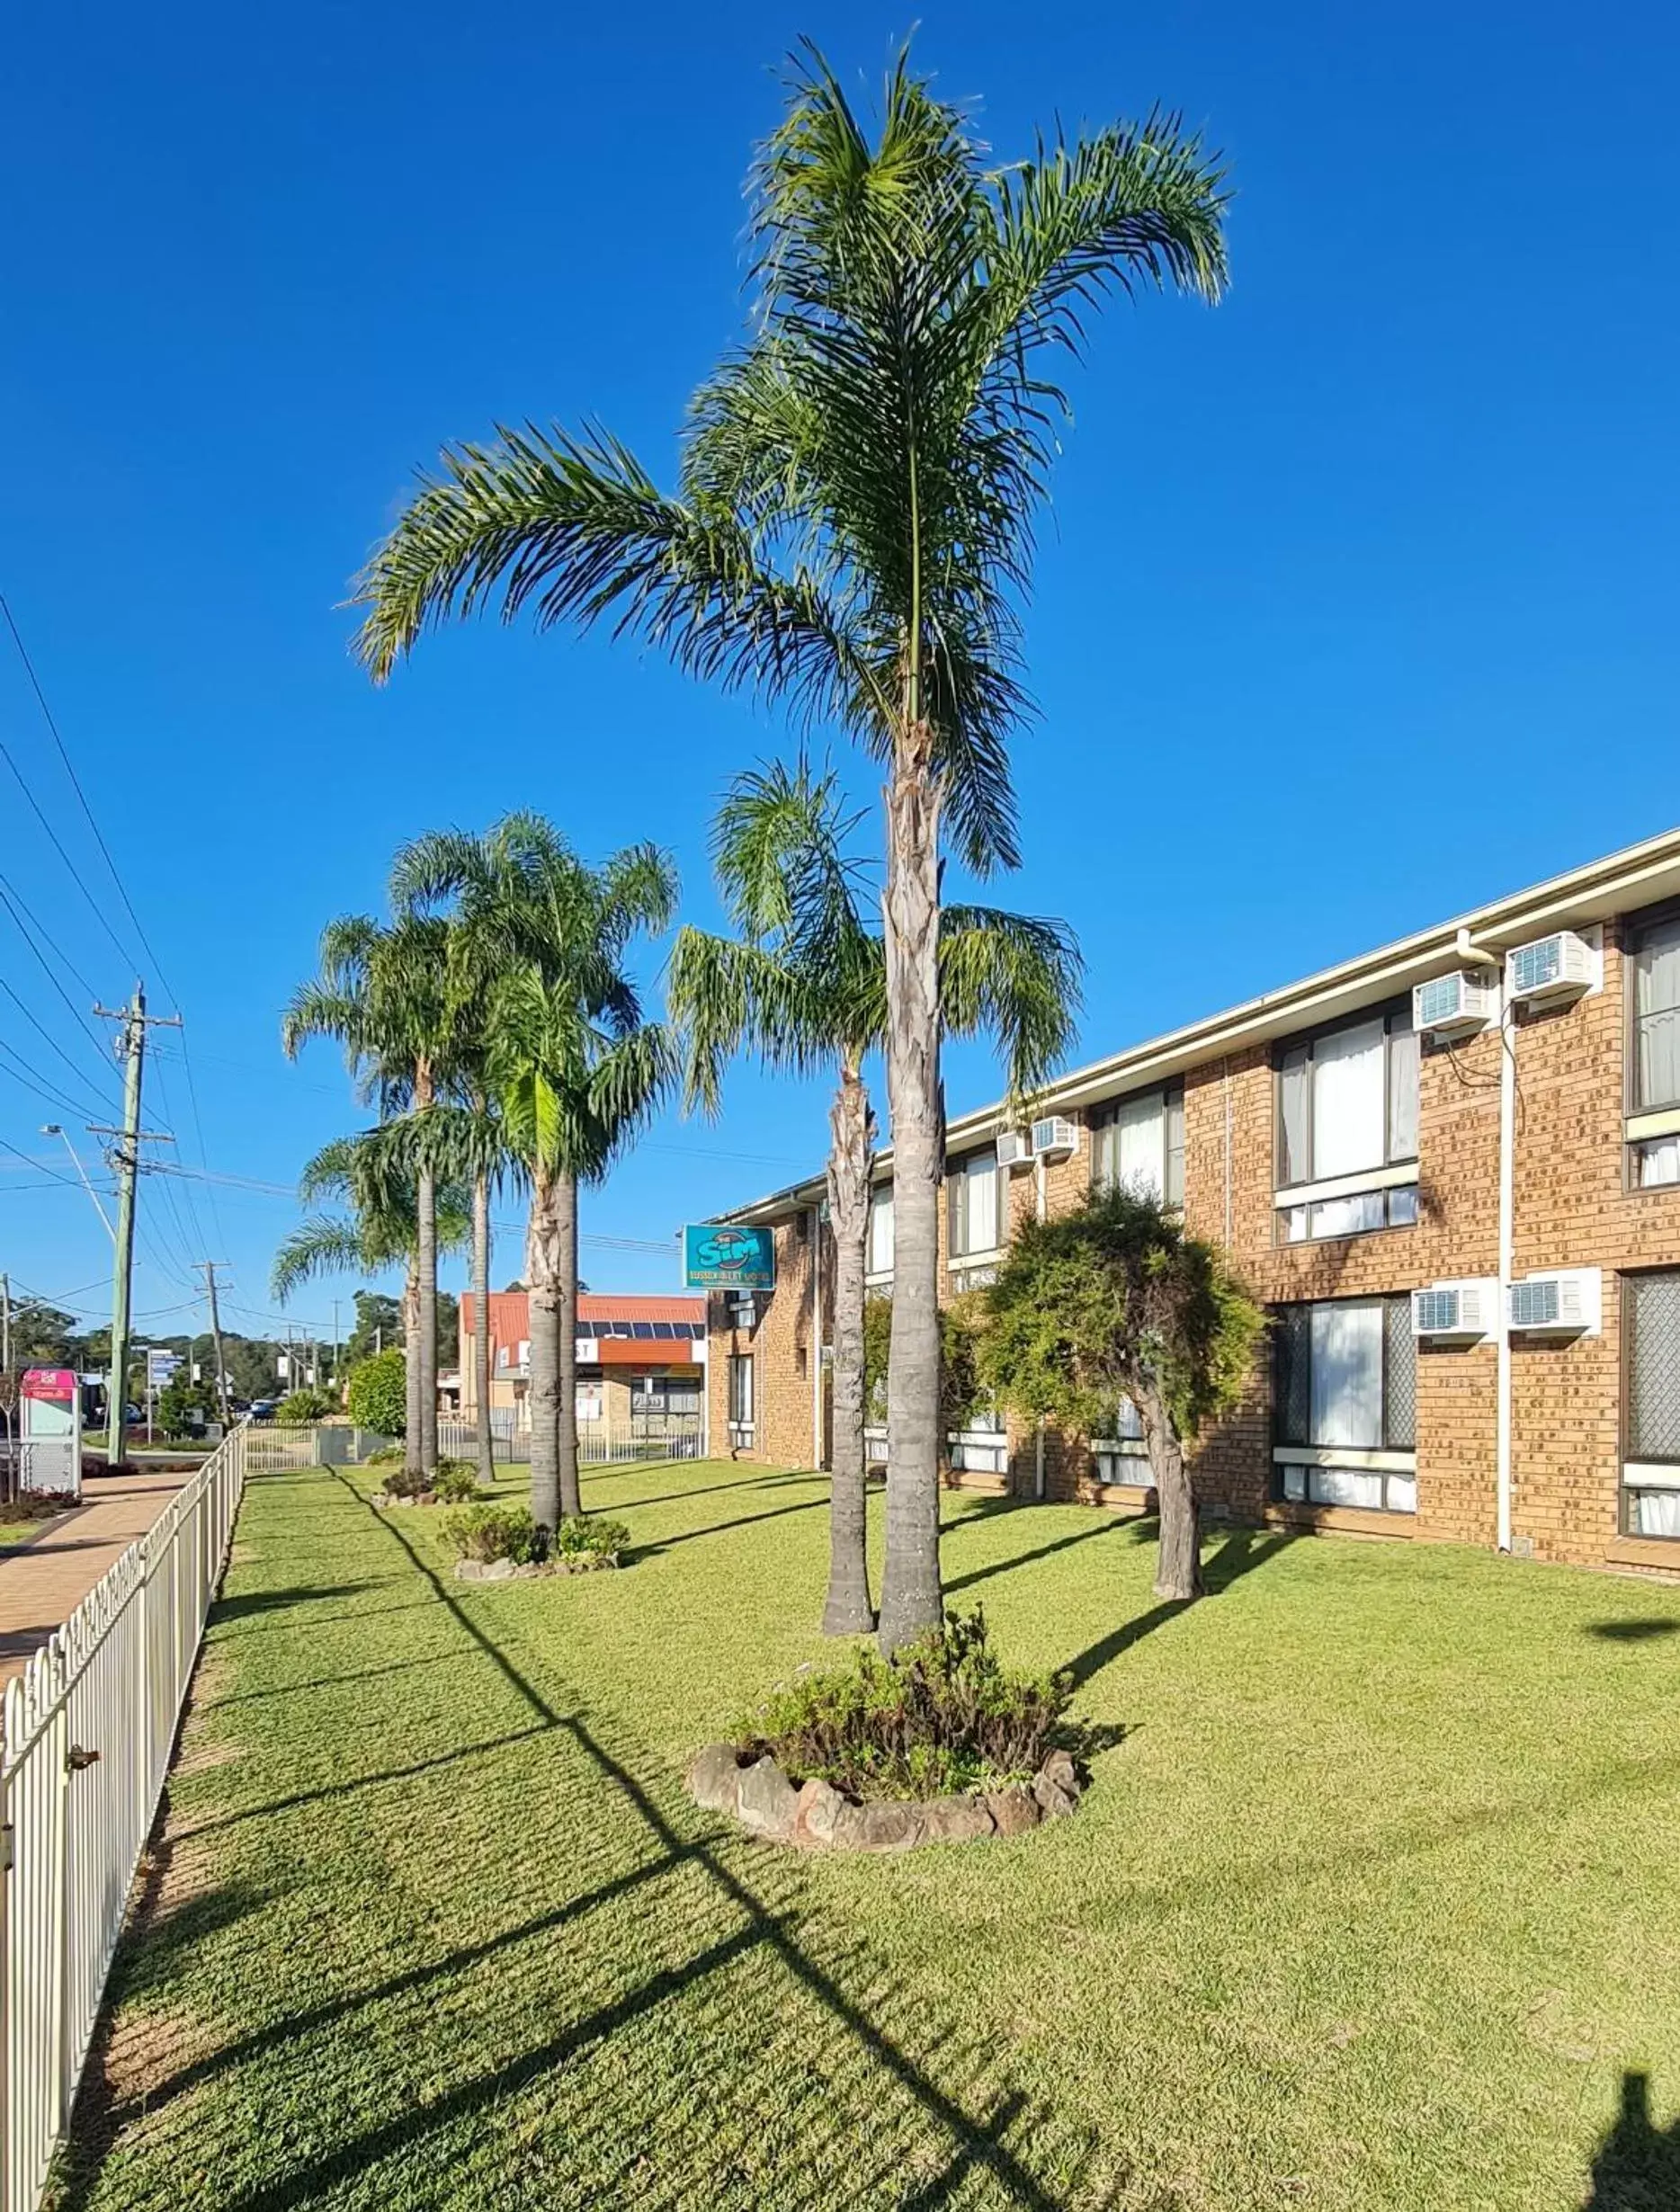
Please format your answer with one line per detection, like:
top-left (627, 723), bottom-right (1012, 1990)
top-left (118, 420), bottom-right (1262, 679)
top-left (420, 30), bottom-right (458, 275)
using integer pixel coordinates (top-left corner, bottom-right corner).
top-left (1, 1423), bottom-right (251, 2212)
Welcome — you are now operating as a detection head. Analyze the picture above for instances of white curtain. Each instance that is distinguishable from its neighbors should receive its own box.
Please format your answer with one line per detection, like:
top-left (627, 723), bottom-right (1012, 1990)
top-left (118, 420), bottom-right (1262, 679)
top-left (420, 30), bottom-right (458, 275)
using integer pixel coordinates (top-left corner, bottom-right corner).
top-left (1311, 1020), bottom-right (1385, 1179)
top-left (954, 1152), bottom-right (998, 1253)
top-left (1634, 1490), bottom-right (1680, 1539)
top-left (1113, 1093), bottom-right (1166, 1198)
top-left (1309, 1301), bottom-right (1383, 1447)
top-left (1636, 916), bottom-right (1680, 1110)
top-left (1309, 1464), bottom-right (1384, 1509)
top-left (868, 1187), bottom-right (895, 1272)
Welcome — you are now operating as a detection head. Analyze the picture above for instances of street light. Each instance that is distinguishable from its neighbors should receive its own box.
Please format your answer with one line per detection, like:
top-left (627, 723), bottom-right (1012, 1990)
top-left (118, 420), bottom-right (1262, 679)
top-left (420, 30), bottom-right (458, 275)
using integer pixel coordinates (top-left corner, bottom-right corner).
top-left (40, 1124), bottom-right (116, 1241)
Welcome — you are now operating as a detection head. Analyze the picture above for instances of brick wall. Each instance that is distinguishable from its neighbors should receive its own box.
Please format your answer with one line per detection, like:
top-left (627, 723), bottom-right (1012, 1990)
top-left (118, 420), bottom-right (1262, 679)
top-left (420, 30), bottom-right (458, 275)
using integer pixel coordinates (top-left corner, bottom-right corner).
top-left (707, 1210), bottom-right (824, 1469)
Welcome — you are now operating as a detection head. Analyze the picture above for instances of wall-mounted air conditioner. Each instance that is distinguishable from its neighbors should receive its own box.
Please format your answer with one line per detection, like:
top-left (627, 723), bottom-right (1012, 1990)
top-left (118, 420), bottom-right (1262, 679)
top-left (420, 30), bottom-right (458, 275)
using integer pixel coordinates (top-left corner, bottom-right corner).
top-left (1506, 930), bottom-right (1596, 1007)
top-left (1411, 1279), bottom-right (1497, 1341)
top-left (1413, 970), bottom-right (1499, 1042)
top-left (1507, 1268), bottom-right (1602, 1336)
top-left (996, 1128), bottom-right (1032, 1170)
top-left (1030, 1115), bottom-right (1077, 1160)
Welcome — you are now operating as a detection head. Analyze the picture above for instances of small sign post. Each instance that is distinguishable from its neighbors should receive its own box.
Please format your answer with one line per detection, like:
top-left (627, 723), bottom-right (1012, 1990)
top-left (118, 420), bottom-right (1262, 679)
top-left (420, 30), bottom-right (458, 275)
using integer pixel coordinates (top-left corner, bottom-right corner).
top-left (20, 1367), bottom-right (83, 1501)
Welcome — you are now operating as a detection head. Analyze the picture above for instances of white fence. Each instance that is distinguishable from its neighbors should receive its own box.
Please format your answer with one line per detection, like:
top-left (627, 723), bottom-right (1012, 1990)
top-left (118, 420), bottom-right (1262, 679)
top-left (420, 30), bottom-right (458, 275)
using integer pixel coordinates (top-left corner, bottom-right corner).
top-left (1, 1423), bottom-right (251, 2212)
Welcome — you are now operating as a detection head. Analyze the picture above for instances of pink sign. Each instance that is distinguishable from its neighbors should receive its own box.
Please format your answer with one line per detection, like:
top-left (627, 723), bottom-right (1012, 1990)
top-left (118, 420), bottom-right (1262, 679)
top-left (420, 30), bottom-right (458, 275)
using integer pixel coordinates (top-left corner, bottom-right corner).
top-left (21, 1368), bottom-right (76, 1403)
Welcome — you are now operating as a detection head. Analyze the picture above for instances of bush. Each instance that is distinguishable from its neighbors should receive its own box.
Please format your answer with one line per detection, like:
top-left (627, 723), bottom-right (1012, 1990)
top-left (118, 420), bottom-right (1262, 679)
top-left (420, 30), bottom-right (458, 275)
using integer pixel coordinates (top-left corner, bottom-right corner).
top-left (440, 1502), bottom-right (545, 1565)
top-left (365, 1444), bottom-right (406, 1468)
top-left (346, 1348), bottom-right (406, 1438)
top-left (554, 1515), bottom-right (631, 1566)
top-left (733, 1609), bottom-right (1070, 1801)
top-left (379, 1464), bottom-right (432, 1500)
top-left (277, 1387), bottom-right (335, 1423)
top-left (431, 1459), bottom-right (483, 1504)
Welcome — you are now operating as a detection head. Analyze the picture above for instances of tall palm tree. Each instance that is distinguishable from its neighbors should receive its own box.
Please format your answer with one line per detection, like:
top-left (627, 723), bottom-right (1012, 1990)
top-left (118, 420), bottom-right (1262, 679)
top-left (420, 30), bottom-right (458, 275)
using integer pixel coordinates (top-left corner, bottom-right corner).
top-left (271, 1131), bottom-right (469, 1443)
top-left (393, 815), bottom-right (678, 1530)
top-left (352, 43), bottom-right (1227, 1646)
top-left (672, 758), bottom-right (1081, 1636)
top-left (283, 911), bottom-right (457, 1477)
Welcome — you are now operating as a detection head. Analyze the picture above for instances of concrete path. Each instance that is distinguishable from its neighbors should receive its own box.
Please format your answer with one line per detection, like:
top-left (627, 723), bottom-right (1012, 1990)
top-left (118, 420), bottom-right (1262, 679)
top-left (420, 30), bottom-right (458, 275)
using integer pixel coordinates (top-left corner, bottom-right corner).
top-left (0, 1463), bottom-right (194, 1686)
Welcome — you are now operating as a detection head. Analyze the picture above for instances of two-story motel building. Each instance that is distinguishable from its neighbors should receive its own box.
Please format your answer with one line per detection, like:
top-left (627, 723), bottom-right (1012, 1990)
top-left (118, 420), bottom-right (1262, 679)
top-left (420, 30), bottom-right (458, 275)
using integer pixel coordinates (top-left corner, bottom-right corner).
top-left (704, 825), bottom-right (1680, 1576)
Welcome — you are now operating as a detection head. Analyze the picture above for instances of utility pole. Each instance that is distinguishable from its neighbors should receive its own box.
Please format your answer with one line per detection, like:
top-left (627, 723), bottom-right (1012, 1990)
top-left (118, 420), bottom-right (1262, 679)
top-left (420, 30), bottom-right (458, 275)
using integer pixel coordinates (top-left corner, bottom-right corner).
top-left (195, 1262), bottom-right (231, 1430)
top-left (332, 1298), bottom-right (340, 1395)
top-left (1, 1271), bottom-right (11, 1377)
top-left (92, 984), bottom-right (179, 1467)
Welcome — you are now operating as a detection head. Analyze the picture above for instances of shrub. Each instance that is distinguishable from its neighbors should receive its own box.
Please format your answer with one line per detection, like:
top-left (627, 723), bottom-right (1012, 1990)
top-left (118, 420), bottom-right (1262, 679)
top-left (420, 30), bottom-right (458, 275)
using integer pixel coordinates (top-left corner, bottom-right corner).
top-left (379, 1464), bottom-right (433, 1500)
top-left (440, 1502), bottom-right (545, 1565)
top-left (365, 1444), bottom-right (406, 1467)
top-left (277, 1387), bottom-right (335, 1423)
top-left (553, 1515), bottom-right (631, 1566)
top-left (346, 1348), bottom-right (406, 1437)
top-left (431, 1459), bottom-right (483, 1504)
top-left (733, 1609), bottom-right (1070, 1801)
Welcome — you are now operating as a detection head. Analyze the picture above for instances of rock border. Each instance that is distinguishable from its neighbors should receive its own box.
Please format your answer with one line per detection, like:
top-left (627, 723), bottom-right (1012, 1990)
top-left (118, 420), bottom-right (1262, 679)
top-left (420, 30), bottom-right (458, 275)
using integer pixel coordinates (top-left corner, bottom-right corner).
top-left (685, 1744), bottom-right (1082, 1850)
top-left (453, 1553), bottom-right (621, 1582)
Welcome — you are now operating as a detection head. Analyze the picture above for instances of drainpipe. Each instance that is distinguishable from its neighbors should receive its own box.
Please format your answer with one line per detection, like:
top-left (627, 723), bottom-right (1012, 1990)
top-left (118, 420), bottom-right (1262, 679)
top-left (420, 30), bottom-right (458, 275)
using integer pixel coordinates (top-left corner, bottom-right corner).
top-left (1033, 1154), bottom-right (1048, 1501)
top-left (1462, 927), bottom-right (1515, 1551)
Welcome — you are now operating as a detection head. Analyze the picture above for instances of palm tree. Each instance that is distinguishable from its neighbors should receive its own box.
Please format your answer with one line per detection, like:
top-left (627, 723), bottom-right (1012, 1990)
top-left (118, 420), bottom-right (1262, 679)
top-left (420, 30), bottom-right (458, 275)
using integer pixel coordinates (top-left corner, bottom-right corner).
top-left (283, 911), bottom-right (457, 1477)
top-left (392, 816), bottom-right (678, 1530)
top-left (671, 757), bottom-right (1081, 1636)
top-left (271, 1131), bottom-right (469, 1441)
top-left (352, 44), bottom-right (1227, 1646)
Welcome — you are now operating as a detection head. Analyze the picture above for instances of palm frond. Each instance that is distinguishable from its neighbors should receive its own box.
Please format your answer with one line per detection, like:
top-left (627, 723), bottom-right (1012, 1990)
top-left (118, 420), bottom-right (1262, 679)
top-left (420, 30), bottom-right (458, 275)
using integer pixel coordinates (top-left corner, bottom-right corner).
top-left (939, 905), bottom-right (1084, 1097)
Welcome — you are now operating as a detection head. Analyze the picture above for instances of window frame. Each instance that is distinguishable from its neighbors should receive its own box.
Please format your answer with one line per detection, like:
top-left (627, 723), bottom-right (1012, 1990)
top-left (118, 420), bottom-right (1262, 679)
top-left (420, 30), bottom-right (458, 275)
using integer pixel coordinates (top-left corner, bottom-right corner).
top-left (1271, 1295), bottom-right (1417, 1514)
top-left (947, 1146), bottom-right (1003, 1262)
top-left (1621, 1267), bottom-right (1680, 1539)
top-left (727, 1352), bottom-right (755, 1442)
top-left (1273, 1000), bottom-right (1418, 1195)
top-left (1089, 1081), bottom-right (1185, 1209)
top-left (866, 1182), bottom-right (895, 1281)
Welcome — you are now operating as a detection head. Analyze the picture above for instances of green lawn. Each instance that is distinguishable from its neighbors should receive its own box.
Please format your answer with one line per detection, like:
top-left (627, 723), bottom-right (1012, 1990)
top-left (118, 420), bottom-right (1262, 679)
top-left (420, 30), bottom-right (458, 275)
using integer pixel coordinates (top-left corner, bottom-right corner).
top-left (57, 1458), bottom-right (1680, 2210)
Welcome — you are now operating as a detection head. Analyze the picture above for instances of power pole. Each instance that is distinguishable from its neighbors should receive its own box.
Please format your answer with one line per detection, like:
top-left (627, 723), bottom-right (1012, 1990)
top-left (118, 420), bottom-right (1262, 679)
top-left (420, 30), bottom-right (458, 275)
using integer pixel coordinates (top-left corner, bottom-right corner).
top-left (1, 1271), bottom-right (11, 1376)
top-left (92, 984), bottom-right (179, 1467)
top-left (195, 1262), bottom-right (231, 1430)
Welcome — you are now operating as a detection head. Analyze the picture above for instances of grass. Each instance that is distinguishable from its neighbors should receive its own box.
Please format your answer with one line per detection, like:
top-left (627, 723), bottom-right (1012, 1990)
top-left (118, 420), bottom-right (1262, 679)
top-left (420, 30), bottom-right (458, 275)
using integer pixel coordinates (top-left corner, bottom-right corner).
top-left (55, 1458), bottom-right (1680, 2211)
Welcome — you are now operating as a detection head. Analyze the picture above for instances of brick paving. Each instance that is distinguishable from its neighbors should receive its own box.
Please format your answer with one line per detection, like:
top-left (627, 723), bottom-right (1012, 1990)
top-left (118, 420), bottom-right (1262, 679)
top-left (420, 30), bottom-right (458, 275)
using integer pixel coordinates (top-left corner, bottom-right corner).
top-left (0, 1463), bottom-right (196, 1686)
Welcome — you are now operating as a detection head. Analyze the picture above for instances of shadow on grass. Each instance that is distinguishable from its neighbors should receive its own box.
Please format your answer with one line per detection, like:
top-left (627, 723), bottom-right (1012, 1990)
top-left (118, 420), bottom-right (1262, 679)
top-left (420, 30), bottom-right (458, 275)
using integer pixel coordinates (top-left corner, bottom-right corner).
top-left (1059, 1528), bottom-right (1293, 1692)
top-left (1581, 2070), bottom-right (1680, 2209)
top-left (628, 1491), bottom-right (828, 1557)
top-left (580, 1467), bottom-right (817, 1512)
top-left (1586, 1619), bottom-right (1680, 1642)
top-left (943, 1512), bottom-right (1131, 1595)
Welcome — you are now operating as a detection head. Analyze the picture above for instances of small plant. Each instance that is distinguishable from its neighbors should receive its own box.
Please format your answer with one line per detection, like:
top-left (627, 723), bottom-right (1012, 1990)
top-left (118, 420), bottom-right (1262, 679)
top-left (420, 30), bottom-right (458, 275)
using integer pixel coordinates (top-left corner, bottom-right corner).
top-left (440, 1501), bottom-right (545, 1565)
top-left (431, 1459), bottom-right (483, 1504)
top-left (733, 1609), bottom-right (1071, 1801)
top-left (378, 1464), bottom-right (433, 1501)
top-left (346, 1348), bottom-right (406, 1438)
top-left (553, 1515), bottom-right (631, 1567)
top-left (365, 1444), bottom-right (406, 1468)
top-left (277, 1387), bottom-right (335, 1423)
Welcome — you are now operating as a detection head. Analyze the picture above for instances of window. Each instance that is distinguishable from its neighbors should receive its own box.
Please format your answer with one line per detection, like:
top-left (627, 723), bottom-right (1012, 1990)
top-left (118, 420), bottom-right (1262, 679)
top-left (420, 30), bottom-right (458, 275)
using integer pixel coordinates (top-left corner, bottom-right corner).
top-left (1091, 1084), bottom-right (1184, 1207)
top-left (1272, 1297), bottom-right (1416, 1512)
top-left (634, 1375), bottom-right (701, 1416)
top-left (1627, 911), bottom-right (1680, 1187)
top-left (1275, 1006), bottom-right (1418, 1239)
top-left (576, 1379), bottom-right (604, 1423)
top-left (1094, 1396), bottom-right (1148, 1485)
top-left (867, 1185), bottom-right (895, 1278)
top-left (728, 1354), bottom-right (755, 1440)
top-left (949, 1396), bottom-right (1008, 1476)
top-left (948, 1147), bottom-right (1000, 1260)
top-left (1624, 1271), bottom-right (1680, 1538)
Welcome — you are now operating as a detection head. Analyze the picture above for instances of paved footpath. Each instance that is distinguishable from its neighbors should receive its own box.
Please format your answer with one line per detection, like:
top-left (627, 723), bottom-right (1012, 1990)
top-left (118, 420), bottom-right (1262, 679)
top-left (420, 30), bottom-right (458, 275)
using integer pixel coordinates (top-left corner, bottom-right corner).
top-left (0, 1463), bottom-right (196, 1687)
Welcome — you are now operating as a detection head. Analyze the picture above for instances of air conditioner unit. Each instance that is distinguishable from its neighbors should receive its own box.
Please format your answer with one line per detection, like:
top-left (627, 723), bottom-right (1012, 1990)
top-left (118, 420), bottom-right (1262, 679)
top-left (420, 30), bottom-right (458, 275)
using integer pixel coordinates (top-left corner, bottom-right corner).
top-left (1507, 1269), bottom-right (1602, 1335)
top-left (1030, 1115), bottom-right (1077, 1160)
top-left (1506, 930), bottom-right (1595, 1007)
top-left (996, 1128), bottom-right (1032, 1171)
top-left (1413, 970), bottom-right (1499, 1041)
top-left (1411, 1279), bottom-right (1497, 1341)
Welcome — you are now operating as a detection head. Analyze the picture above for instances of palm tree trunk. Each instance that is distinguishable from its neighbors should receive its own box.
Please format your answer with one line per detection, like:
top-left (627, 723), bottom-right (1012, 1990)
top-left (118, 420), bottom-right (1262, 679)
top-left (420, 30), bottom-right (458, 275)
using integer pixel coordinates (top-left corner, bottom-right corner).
top-left (877, 731), bottom-right (946, 1655)
top-left (471, 1169), bottom-right (495, 1485)
top-left (556, 1169), bottom-right (581, 1520)
top-left (416, 1162), bottom-right (439, 1476)
top-left (822, 1063), bottom-right (874, 1635)
top-left (526, 1172), bottom-right (563, 1532)
top-left (1140, 1381), bottom-right (1202, 1601)
top-left (402, 1262), bottom-right (422, 1473)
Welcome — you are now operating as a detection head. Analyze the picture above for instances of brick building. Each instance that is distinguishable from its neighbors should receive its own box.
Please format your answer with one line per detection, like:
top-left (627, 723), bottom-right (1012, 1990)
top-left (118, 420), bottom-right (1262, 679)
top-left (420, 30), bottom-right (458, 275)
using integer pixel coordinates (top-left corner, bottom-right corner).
top-left (705, 826), bottom-right (1680, 1574)
top-left (461, 1292), bottom-right (706, 1439)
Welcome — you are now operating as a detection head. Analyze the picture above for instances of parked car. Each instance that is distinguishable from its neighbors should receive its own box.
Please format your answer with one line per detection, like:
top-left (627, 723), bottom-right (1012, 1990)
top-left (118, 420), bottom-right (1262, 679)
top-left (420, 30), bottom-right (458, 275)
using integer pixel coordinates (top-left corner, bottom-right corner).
top-left (249, 1400), bottom-right (278, 1423)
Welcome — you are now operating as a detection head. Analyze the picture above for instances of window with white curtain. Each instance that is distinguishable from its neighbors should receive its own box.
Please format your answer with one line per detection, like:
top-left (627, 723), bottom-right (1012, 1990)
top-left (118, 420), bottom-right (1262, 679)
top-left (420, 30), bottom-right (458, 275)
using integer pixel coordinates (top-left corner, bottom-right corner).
top-left (867, 1185), bottom-right (895, 1277)
top-left (1275, 1005), bottom-right (1418, 1241)
top-left (1624, 1271), bottom-right (1680, 1538)
top-left (1273, 1298), bottom-right (1416, 1512)
top-left (728, 1354), bottom-right (755, 1436)
top-left (1091, 1084), bottom-right (1184, 1207)
top-left (1631, 912), bottom-right (1680, 1115)
top-left (948, 1147), bottom-right (1000, 1258)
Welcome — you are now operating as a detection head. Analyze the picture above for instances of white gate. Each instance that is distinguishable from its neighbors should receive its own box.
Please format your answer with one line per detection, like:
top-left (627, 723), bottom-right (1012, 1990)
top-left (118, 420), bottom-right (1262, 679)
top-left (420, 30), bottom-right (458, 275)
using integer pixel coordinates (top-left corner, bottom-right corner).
top-left (0, 1423), bottom-right (252, 2212)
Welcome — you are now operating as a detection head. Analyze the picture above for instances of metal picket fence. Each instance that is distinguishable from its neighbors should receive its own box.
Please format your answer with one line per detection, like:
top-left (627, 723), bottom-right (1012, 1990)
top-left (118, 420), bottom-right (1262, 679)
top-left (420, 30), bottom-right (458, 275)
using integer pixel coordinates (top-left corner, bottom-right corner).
top-left (0, 1422), bottom-right (252, 2212)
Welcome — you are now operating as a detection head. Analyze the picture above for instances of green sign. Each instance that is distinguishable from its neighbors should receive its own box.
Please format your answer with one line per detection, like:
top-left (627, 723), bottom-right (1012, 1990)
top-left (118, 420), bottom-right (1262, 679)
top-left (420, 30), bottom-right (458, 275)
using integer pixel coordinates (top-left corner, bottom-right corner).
top-left (684, 1223), bottom-right (776, 1290)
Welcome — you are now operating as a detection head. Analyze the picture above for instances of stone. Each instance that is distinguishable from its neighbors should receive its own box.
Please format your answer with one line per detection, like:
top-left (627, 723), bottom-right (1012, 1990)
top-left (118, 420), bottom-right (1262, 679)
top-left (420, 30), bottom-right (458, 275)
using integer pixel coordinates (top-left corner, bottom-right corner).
top-left (687, 1743), bottom-right (745, 1815)
top-left (1039, 1748), bottom-right (1081, 1799)
top-left (920, 1796), bottom-right (996, 1844)
top-left (1032, 1767), bottom-right (1077, 1818)
top-left (853, 1800), bottom-right (928, 1852)
top-left (736, 1755), bottom-right (800, 1842)
top-left (986, 1788), bottom-right (1041, 1839)
top-left (791, 1776), bottom-right (847, 1846)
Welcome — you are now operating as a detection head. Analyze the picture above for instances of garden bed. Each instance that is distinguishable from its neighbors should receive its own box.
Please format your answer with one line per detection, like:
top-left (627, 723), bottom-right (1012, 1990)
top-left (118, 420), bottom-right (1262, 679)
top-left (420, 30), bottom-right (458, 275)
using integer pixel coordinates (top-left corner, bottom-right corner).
top-left (455, 1554), bottom-right (620, 1582)
top-left (687, 1742), bottom-right (1082, 1849)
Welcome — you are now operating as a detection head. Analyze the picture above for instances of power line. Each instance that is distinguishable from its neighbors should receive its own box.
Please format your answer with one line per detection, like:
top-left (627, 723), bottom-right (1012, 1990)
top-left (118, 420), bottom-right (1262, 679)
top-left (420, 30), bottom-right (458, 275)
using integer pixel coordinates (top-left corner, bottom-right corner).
top-left (0, 881), bottom-right (122, 1076)
top-left (0, 869), bottom-right (100, 1003)
top-left (0, 592), bottom-right (171, 992)
top-left (0, 1035), bottom-right (111, 1122)
top-left (0, 1129), bottom-right (82, 1189)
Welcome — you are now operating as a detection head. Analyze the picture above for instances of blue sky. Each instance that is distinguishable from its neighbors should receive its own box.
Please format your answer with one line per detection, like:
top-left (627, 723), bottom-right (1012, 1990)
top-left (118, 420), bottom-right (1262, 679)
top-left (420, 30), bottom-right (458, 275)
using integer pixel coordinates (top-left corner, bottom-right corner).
top-left (3, 0), bottom-right (1677, 1339)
